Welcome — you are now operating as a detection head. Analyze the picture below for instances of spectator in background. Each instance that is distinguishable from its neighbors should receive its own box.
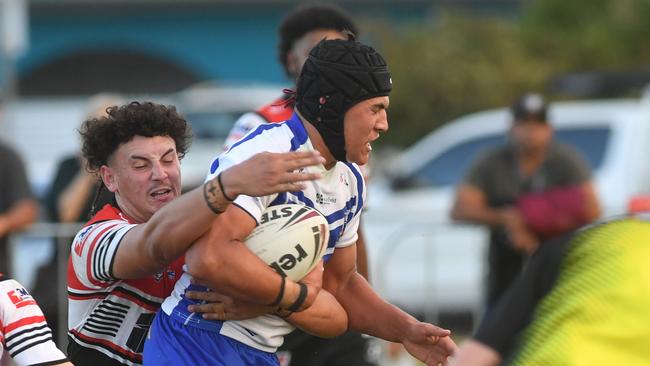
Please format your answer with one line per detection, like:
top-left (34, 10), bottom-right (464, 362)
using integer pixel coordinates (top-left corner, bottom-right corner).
top-left (451, 93), bottom-right (601, 309)
top-left (0, 97), bottom-right (38, 278)
top-left (0, 277), bottom-right (72, 365)
top-left (34, 93), bottom-right (124, 343)
top-left (451, 214), bottom-right (650, 366)
top-left (222, 4), bottom-right (378, 365)
top-left (44, 93), bottom-right (124, 223)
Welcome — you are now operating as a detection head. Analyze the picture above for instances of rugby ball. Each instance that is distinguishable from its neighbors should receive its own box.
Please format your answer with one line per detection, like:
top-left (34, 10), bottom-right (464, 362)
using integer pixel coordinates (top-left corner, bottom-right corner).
top-left (245, 204), bottom-right (329, 281)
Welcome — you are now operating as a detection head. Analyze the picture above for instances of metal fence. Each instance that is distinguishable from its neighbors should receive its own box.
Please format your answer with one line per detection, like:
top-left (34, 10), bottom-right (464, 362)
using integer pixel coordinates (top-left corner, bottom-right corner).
top-left (8, 220), bottom-right (489, 350)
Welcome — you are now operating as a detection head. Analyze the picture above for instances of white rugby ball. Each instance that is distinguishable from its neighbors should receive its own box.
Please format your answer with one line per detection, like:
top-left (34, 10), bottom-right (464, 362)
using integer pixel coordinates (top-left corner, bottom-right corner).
top-left (245, 204), bottom-right (329, 281)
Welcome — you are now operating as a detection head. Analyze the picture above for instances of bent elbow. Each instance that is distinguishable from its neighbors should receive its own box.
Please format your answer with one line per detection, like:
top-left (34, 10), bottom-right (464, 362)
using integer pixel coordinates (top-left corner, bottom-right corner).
top-left (321, 304), bottom-right (349, 338)
top-left (307, 312), bottom-right (348, 339)
top-left (326, 314), bottom-right (349, 338)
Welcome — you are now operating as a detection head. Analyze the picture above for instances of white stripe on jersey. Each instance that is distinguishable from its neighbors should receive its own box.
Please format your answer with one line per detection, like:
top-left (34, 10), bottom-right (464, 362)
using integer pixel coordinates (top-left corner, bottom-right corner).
top-left (161, 113), bottom-right (365, 352)
top-left (0, 279), bottom-right (67, 365)
top-left (72, 220), bottom-right (136, 288)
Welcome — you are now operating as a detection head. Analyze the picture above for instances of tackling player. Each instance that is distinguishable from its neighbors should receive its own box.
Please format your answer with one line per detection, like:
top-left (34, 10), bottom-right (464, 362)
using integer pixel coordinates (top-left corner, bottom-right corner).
top-left (67, 101), bottom-right (325, 365)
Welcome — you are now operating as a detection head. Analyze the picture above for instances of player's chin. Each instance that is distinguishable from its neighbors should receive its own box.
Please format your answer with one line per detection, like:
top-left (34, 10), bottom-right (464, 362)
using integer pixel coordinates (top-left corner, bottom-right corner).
top-left (347, 152), bottom-right (369, 165)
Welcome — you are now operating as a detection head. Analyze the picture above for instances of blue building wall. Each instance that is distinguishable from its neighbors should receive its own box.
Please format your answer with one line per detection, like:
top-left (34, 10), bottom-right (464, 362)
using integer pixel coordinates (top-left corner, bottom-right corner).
top-left (19, 2), bottom-right (438, 87)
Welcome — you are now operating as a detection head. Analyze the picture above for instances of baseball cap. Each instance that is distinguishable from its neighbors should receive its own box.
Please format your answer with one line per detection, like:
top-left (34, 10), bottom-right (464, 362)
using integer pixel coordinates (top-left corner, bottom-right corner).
top-left (511, 93), bottom-right (548, 123)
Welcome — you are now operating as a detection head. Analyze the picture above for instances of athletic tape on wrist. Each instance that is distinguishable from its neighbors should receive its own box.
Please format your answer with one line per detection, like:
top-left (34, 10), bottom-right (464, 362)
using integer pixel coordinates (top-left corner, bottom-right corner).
top-left (217, 173), bottom-right (236, 202)
top-left (287, 283), bottom-right (308, 312)
top-left (268, 275), bottom-right (286, 307)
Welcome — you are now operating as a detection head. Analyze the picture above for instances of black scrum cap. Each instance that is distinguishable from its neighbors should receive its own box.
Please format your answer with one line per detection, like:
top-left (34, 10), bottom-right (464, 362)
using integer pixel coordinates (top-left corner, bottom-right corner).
top-left (295, 39), bottom-right (392, 161)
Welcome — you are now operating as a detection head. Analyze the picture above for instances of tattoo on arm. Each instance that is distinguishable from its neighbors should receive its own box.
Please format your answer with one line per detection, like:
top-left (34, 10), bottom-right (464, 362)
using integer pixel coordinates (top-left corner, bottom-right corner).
top-left (203, 175), bottom-right (231, 214)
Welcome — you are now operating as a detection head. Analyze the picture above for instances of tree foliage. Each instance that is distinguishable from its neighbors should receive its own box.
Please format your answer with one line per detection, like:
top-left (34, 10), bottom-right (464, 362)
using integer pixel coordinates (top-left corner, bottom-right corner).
top-left (365, 0), bottom-right (650, 147)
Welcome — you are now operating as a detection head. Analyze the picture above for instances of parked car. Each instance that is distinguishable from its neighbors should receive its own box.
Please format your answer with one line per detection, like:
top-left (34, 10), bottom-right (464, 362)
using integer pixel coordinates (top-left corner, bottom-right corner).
top-left (363, 89), bottom-right (650, 323)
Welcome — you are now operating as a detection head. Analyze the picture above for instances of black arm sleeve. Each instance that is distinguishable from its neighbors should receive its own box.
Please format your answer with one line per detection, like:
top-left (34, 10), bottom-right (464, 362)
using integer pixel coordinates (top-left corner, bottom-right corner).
top-left (473, 232), bottom-right (573, 357)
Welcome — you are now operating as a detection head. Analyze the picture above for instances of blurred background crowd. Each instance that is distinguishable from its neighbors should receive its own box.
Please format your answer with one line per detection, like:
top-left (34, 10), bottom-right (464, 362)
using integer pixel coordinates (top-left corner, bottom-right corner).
top-left (1, 0), bottom-right (650, 365)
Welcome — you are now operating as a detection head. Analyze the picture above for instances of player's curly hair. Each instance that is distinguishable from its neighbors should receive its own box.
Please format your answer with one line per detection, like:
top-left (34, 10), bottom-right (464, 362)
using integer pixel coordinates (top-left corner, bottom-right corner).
top-left (278, 3), bottom-right (358, 77)
top-left (80, 101), bottom-right (191, 173)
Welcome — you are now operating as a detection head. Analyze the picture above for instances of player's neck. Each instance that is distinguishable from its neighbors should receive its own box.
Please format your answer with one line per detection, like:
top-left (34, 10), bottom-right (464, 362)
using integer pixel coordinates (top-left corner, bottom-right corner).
top-left (297, 113), bottom-right (337, 170)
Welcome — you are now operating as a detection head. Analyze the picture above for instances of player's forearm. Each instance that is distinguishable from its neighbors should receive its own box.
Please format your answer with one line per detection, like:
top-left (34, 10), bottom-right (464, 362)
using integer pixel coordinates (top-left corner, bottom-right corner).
top-left (286, 289), bottom-right (347, 338)
top-left (186, 238), bottom-right (309, 311)
top-left (114, 174), bottom-right (233, 279)
top-left (143, 179), bottom-right (230, 266)
top-left (335, 272), bottom-right (416, 342)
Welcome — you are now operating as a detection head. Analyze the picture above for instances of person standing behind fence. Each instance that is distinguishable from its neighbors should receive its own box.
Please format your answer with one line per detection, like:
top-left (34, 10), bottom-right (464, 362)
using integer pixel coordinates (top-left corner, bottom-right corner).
top-left (0, 97), bottom-right (38, 278)
top-left (451, 93), bottom-right (601, 309)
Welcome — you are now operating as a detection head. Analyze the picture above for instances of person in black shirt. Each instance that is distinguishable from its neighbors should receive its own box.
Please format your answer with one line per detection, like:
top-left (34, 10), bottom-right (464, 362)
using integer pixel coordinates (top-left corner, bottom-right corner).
top-left (451, 93), bottom-right (601, 309)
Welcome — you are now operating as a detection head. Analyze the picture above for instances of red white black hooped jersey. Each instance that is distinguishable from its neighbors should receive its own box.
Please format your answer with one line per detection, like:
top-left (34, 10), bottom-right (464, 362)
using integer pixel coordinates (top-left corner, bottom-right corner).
top-left (68, 204), bottom-right (183, 365)
top-left (0, 279), bottom-right (68, 365)
top-left (161, 112), bottom-right (365, 352)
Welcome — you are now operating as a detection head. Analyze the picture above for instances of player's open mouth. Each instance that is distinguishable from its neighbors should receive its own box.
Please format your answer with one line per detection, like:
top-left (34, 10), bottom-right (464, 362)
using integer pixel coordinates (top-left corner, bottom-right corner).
top-left (367, 142), bottom-right (372, 151)
top-left (151, 188), bottom-right (173, 200)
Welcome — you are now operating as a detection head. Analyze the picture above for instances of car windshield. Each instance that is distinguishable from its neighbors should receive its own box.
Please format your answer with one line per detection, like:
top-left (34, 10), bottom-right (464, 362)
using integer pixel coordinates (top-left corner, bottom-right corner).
top-left (405, 126), bottom-right (611, 188)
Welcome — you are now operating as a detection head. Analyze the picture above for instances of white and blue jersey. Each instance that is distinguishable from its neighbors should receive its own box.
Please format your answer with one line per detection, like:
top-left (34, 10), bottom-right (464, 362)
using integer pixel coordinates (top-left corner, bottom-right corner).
top-left (146, 113), bottom-right (365, 363)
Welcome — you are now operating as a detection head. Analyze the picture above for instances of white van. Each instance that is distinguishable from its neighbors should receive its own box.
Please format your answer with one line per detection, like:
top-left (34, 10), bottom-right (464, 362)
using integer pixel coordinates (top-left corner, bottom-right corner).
top-left (363, 89), bottom-right (650, 323)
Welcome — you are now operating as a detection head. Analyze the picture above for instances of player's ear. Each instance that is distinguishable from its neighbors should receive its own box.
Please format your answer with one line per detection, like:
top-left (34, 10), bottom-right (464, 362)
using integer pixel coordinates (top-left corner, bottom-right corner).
top-left (100, 165), bottom-right (118, 193)
top-left (286, 51), bottom-right (300, 79)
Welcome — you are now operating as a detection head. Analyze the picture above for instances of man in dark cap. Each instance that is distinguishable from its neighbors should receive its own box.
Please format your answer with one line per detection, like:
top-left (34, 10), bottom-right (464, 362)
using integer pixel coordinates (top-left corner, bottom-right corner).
top-left (451, 93), bottom-right (601, 309)
top-left (144, 39), bottom-right (457, 366)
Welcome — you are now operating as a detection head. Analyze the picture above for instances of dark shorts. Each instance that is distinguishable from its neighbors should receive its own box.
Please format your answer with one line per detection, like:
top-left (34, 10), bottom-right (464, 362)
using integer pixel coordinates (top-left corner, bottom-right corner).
top-left (278, 329), bottom-right (379, 366)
